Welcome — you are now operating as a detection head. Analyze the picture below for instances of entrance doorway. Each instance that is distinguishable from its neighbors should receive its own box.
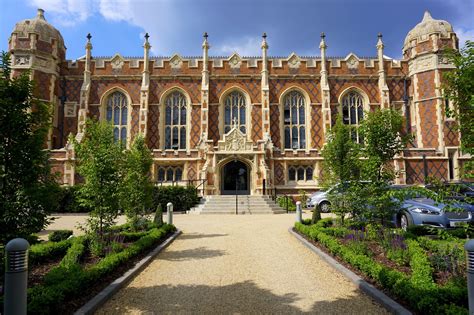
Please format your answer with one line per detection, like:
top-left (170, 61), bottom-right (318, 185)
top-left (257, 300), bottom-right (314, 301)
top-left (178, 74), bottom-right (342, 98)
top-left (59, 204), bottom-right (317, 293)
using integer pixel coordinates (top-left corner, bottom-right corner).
top-left (221, 160), bottom-right (250, 195)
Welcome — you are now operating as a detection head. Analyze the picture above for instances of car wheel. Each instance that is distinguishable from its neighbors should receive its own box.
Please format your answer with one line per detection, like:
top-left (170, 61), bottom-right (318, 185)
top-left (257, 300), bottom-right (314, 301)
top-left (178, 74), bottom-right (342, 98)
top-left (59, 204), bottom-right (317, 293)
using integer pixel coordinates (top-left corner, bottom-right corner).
top-left (320, 201), bottom-right (331, 213)
top-left (400, 213), bottom-right (412, 231)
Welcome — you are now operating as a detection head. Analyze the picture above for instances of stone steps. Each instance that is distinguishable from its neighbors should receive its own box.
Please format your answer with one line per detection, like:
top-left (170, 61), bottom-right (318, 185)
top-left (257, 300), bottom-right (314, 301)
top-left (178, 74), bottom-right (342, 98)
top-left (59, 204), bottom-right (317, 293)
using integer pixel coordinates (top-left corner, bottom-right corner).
top-left (188, 195), bottom-right (286, 215)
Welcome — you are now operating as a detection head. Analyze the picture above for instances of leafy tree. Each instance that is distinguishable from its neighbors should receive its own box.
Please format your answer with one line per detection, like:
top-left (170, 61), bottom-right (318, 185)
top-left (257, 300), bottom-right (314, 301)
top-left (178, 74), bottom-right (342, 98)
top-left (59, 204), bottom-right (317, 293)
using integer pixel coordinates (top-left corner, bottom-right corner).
top-left (120, 134), bottom-right (153, 229)
top-left (74, 119), bottom-right (123, 242)
top-left (321, 115), bottom-right (361, 185)
top-left (359, 108), bottom-right (407, 182)
top-left (0, 52), bottom-right (54, 243)
top-left (443, 40), bottom-right (474, 178)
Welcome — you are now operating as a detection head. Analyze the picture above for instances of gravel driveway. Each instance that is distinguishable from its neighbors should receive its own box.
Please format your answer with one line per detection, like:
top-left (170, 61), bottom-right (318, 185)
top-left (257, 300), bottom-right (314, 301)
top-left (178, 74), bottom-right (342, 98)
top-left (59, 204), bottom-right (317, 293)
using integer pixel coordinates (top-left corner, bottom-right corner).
top-left (95, 213), bottom-right (388, 314)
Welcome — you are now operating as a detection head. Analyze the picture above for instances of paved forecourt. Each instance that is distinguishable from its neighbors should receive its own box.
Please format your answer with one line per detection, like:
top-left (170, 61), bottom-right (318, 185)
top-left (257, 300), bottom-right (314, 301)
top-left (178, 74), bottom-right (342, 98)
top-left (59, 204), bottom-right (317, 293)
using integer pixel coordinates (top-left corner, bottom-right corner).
top-left (95, 212), bottom-right (388, 314)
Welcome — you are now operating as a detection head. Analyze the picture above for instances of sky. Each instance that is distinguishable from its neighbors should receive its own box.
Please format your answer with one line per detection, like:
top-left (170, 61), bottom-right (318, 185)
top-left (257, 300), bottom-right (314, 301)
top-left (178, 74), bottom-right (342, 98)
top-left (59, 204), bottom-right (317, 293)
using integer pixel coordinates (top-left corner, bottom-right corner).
top-left (0, 0), bottom-right (473, 60)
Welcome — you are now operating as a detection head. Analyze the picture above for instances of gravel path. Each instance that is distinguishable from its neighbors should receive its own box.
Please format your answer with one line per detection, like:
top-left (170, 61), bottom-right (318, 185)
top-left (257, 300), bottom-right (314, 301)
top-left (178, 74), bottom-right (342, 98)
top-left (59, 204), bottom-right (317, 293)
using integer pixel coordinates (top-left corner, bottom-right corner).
top-left (96, 213), bottom-right (388, 314)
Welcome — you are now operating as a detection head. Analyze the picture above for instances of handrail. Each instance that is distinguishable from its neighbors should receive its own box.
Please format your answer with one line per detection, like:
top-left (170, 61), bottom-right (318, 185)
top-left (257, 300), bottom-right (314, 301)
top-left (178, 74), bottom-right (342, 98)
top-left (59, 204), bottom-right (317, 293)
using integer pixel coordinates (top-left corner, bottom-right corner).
top-left (270, 187), bottom-right (290, 213)
top-left (156, 178), bottom-right (208, 196)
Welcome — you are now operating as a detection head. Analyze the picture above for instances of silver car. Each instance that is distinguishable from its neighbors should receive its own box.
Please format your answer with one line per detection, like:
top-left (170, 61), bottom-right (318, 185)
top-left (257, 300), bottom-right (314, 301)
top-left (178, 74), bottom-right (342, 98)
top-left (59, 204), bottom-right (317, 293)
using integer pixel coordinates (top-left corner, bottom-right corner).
top-left (307, 188), bottom-right (332, 213)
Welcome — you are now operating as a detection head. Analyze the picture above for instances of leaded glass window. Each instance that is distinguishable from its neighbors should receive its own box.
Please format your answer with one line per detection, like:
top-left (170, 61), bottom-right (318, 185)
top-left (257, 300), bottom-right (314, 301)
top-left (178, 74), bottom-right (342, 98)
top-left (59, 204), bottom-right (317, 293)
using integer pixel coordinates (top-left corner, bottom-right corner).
top-left (288, 165), bottom-right (314, 182)
top-left (106, 91), bottom-right (128, 144)
top-left (157, 166), bottom-right (184, 182)
top-left (224, 91), bottom-right (246, 134)
top-left (164, 91), bottom-right (187, 149)
top-left (342, 91), bottom-right (364, 143)
top-left (284, 91), bottom-right (306, 149)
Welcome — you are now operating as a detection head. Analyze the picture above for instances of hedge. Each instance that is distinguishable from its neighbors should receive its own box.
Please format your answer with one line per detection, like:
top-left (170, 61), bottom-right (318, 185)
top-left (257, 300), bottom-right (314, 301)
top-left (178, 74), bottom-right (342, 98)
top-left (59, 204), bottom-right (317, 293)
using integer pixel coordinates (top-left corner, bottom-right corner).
top-left (29, 239), bottom-right (73, 265)
top-left (152, 185), bottom-right (200, 211)
top-left (295, 222), bottom-right (468, 314)
top-left (48, 230), bottom-right (73, 242)
top-left (26, 224), bottom-right (176, 314)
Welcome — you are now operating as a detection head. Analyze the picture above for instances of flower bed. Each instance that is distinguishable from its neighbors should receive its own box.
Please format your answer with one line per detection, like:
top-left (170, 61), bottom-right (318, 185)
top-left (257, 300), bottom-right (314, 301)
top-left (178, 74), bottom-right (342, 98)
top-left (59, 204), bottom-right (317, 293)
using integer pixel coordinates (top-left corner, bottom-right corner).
top-left (0, 223), bottom-right (176, 314)
top-left (295, 219), bottom-right (468, 315)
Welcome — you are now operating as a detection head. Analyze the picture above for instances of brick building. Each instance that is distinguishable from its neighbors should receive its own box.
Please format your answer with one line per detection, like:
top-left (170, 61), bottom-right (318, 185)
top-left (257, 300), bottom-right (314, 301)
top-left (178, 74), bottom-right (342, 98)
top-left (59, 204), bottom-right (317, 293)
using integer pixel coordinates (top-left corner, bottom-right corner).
top-left (7, 9), bottom-right (469, 195)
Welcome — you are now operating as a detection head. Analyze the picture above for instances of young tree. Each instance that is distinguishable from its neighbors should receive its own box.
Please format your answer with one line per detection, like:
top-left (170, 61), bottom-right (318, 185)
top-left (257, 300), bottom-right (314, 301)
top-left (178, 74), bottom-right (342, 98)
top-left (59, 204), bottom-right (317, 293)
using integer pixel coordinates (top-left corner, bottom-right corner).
top-left (74, 119), bottom-right (123, 242)
top-left (0, 52), bottom-right (54, 243)
top-left (443, 40), bottom-right (474, 178)
top-left (120, 134), bottom-right (153, 229)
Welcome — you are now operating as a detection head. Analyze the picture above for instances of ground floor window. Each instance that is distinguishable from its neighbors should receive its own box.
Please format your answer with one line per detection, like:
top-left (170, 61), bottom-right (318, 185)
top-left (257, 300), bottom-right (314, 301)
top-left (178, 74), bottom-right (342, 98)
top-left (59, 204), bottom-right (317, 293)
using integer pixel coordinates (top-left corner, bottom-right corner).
top-left (288, 165), bottom-right (313, 182)
top-left (157, 165), bottom-right (183, 182)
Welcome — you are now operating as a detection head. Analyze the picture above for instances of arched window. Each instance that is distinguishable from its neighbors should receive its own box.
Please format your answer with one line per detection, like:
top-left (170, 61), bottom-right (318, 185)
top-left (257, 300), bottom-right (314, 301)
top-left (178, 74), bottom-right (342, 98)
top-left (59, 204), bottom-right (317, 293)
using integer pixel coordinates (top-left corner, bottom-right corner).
top-left (106, 91), bottom-right (128, 144)
top-left (224, 91), bottom-right (246, 134)
top-left (341, 91), bottom-right (364, 143)
top-left (288, 165), bottom-right (314, 182)
top-left (164, 91), bottom-right (187, 150)
top-left (283, 91), bottom-right (306, 149)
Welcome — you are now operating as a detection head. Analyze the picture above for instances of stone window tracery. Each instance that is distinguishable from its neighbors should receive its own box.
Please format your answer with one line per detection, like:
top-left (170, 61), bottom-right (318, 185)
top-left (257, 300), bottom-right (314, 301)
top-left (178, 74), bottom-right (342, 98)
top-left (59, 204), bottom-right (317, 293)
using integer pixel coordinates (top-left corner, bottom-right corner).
top-left (164, 91), bottom-right (187, 150)
top-left (341, 91), bottom-right (364, 143)
top-left (288, 165), bottom-right (313, 182)
top-left (106, 91), bottom-right (128, 144)
top-left (283, 91), bottom-right (306, 149)
top-left (224, 91), bottom-right (246, 134)
top-left (157, 165), bottom-right (184, 182)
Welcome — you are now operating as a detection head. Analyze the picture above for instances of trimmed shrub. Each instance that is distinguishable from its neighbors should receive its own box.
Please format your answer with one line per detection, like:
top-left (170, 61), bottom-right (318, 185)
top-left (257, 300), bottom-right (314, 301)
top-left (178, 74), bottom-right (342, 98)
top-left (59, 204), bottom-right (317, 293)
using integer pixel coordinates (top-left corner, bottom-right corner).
top-left (152, 186), bottom-right (199, 211)
top-left (48, 230), bottom-right (73, 242)
top-left (29, 239), bottom-right (73, 265)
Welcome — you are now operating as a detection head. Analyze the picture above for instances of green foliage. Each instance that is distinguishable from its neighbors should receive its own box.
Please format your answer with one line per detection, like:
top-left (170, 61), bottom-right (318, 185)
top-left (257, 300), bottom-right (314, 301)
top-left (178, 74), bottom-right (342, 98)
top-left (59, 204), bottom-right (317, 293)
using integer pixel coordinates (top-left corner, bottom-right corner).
top-left (298, 190), bottom-right (307, 208)
top-left (276, 195), bottom-right (296, 211)
top-left (0, 52), bottom-right (54, 244)
top-left (120, 135), bottom-right (153, 229)
top-left (55, 185), bottom-right (88, 213)
top-left (152, 185), bottom-right (200, 211)
top-left (443, 41), bottom-right (474, 177)
top-left (74, 119), bottom-right (123, 239)
top-left (48, 230), bottom-right (73, 242)
top-left (321, 115), bottom-right (361, 185)
top-left (154, 203), bottom-right (164, 227)
top-left (295, 222), bottom-right (468, 314)
top-left (29, 239), bottom-right (72, 265)
top-left (311, 204), bottom-right (322, 224)
top-left (26, 224), bottom-right (176, 314)
top-left (58, 236), bottom-right (86, 268)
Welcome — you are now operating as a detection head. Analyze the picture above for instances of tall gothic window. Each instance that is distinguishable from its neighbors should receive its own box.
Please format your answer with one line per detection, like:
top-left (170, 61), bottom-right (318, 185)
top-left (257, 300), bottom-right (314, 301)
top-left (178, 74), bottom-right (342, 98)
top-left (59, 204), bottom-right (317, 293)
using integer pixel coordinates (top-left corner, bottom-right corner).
top-left (284, 91), bottom-right (306, 149)
top-left (342, 91), bottom-right (364, 143)
top-left (164, 91), bottom-right (187, 150)
top-left (224, 91), bottom-right (246, 134)
top-left (106, 91), bottom-right (128, 143)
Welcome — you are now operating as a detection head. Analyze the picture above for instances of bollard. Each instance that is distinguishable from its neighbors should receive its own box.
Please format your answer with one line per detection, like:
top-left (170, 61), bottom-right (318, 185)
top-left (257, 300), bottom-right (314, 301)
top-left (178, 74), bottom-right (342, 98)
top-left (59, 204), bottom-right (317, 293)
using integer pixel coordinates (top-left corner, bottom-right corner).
top-left (4, 238), bottom-right (30, 315)
top-left (167, 202), bottom-right (173, 225)
top-left (296, 201), bottom-right (302, 223)
top-left (465, 239), bottom-right (474, 314)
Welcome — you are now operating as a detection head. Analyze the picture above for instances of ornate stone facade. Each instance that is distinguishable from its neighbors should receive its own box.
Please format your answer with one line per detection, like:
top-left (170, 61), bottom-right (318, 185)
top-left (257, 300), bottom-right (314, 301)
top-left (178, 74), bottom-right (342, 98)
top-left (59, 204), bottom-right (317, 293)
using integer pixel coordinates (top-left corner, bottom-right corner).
top-left (7, 9), bottom-right (470, 195)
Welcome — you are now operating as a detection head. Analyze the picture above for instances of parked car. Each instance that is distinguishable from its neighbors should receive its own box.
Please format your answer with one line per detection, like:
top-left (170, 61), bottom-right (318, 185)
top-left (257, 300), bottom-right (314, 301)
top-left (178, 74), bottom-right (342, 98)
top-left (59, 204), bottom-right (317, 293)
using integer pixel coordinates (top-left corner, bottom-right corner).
top-left (391, 186), bottom-right (474, 230)
top-left (307, 181), bottom-right (371, 213)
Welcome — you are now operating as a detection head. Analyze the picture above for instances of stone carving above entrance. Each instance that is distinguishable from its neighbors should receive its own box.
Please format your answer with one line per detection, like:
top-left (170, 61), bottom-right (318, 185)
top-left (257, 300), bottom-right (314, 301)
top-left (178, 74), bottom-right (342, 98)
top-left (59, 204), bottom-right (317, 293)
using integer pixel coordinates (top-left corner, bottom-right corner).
top-left (218, 121), bottom-right (253, 152)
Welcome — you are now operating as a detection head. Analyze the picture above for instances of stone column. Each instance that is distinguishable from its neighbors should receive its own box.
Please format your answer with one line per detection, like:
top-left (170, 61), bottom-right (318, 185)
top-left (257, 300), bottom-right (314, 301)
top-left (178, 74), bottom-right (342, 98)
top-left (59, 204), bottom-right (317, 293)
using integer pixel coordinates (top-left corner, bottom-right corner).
top-left (377, 33), bottom-right (390, 108)
top-left (200, 32), bottom-right (210, 141)
top-left (139, 33), bottom-right (151, 138)
top-left (319, 33), bottom-right (331, 139)
top-left (77, 33), bottom-right (92, 140)
top-left (261, 33), bottom-right (271, 141)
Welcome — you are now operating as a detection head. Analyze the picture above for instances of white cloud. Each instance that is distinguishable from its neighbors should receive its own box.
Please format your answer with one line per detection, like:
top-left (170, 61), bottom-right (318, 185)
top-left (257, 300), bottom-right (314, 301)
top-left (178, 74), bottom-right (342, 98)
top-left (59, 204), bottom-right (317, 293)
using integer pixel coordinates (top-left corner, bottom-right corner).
top-left (214, 36), bottom-right (262, 57)
top-left (454, 27), bottom-right (474, 48)
top-left (30, 0), bottom-right (94, 26)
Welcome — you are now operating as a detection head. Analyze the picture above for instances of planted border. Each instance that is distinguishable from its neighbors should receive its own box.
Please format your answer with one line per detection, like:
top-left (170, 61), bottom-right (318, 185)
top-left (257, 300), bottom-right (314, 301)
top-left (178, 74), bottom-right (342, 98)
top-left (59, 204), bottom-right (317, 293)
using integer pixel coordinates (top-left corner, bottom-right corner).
top-left (295, 222), bottom-right (468, 314)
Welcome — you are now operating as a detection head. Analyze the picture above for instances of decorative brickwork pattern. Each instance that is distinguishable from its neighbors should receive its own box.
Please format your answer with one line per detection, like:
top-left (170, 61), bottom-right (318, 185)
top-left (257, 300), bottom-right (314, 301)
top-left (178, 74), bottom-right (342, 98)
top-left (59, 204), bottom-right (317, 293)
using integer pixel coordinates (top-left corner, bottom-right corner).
top-left (65, 79), bottom-right (82, 102)
top-left (88, 105), bottom-right (100, 120)
top-left (274, 162), bottom-right (284, 185)
top-left (15, 38), bottom-right (30, 49)
top-left (209, 79), bottom-right (261, 104)
top-left (417, 72), bottom-right (436, 99)
top-left (36, 40), bottom-right (52, 54)
top-left (329, 78), bottom-right (380, 104)
top-left (311, 106), bottom-right (323, 149)
top-left (208, 105), bottom-right (220, 145)
top-left (89, 80), bottom-right (142, 104)
top-left (148, 79), bottom-right (201, 104)
top-left (388, 78), bottom-right (407, 102)
top-left (406, 160), bottom-right (425, 184)
top-left (190, 106), bottom-right (201, 148)
top-left (251, 105), bottom-right (262, 143)
top-left (34, 71), bottom-right (51, 100)
top-left (419, 100), bottom-right (438, 148)
top-left (187, 163), bottom-right (196, 180)
top-left (270, 105), bottom-right (281, 148)
top-left (130, 105), bottom-right (140, 140)
top-left (147, 105), bottom-right (160, 149)
top-left (63, 116), bottom-right (77, 142)
top-left (330, 105), bottom-right (339, 126)
top-left (444, 120), bottom-right (459, 147)
top-left (427, 160), bottom-right (448, 181)
top-left (269, 79), bottom-right (321, 104)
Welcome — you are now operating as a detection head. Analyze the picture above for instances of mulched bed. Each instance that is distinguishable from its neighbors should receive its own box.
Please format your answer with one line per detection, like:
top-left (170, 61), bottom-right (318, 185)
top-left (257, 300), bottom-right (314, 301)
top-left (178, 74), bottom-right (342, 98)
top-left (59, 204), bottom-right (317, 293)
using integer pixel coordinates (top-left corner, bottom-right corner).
top-left (293, 228), bottom-right (415, 314)
top-left (29, 257), bottom-right (63, 287)
top-left (56, 230), bottom-right (173, 314)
